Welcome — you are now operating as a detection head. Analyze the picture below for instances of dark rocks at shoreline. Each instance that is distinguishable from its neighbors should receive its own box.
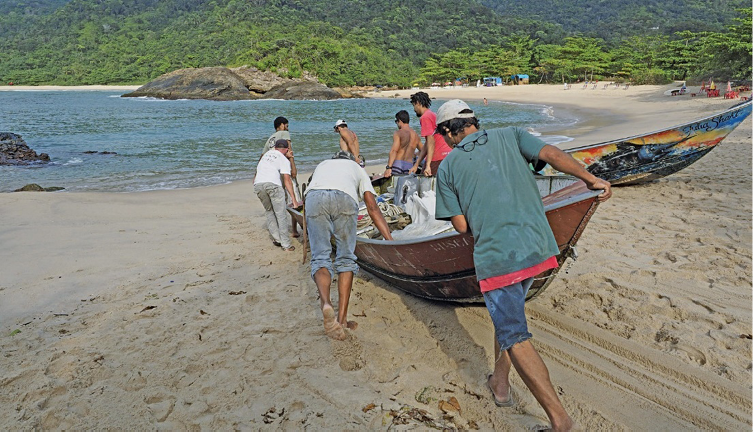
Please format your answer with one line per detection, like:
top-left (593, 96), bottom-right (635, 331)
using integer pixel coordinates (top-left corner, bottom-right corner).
top-left (13, 184), bottom-right (65, 192)
top-left (122, 66), bottom-right (349, 101)
top-left (0, 133), bottom-right (50, 166)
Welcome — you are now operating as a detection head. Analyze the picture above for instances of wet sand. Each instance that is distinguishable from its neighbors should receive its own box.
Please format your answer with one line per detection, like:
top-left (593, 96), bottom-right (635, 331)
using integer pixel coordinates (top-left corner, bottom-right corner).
top-left (0, 85), bottom-right (750, 429)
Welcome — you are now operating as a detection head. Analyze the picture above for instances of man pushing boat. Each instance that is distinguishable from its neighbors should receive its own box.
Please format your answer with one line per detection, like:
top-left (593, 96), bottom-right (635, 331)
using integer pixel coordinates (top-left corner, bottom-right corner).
top-left (304, 151), bottom-right (393, 340)
top-left (434, 100), bottom-right (611, 431)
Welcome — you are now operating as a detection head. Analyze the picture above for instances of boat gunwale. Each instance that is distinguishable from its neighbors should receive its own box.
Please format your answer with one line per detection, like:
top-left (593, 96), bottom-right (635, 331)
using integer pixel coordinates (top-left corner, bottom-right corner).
top-left (289, 185), bottom-right (602, 247)
top-left (562, 99), bottom-right (752, 152)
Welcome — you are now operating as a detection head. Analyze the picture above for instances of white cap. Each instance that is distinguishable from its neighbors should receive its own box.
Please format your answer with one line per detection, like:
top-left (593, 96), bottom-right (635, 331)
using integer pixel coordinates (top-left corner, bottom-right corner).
top-left (334, 119), bottom-right (347, 128)
top-left (436, 99), bottom-right (475, 124)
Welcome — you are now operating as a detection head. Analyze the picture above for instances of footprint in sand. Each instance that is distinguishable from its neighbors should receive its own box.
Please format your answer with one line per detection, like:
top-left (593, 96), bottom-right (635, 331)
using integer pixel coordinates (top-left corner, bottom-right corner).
top-left (145, 394), bottom-right (176, 422)
top-left (671, 343), bottom-right (707, 365)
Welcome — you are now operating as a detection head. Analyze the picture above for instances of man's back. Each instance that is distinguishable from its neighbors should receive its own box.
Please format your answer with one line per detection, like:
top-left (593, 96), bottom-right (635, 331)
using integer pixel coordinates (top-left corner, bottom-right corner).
top-left (306, 159), bottom-right (373, 205)
top-left (394, 127), bottom-right (420, 162)
top-left (435, 127), bottom-right (558, 279)
top-left (338, 129), bottom-right (360, 159)
top-left (255, 150), bottom-right (290, 186)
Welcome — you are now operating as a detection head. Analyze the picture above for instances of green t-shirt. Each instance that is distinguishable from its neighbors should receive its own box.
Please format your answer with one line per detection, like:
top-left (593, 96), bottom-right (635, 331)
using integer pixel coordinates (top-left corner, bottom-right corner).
top-left (435, 127), bottom-right (558, 281)
top-left (262, 130), bottom-right (291, 157)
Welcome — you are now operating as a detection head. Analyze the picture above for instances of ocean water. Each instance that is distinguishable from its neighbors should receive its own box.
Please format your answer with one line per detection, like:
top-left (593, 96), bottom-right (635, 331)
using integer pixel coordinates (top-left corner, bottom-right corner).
top-left (0, 91), bottom-right (575, 192)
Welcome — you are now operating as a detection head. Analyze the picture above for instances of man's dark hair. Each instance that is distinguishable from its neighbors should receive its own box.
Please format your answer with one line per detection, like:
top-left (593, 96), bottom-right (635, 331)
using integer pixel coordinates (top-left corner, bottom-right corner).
top-left (273, 116), bottom-right (288, 129)
top-left (436, 110), bottom-right (479, 137)
top-left (395, 110), bottom-right (410, 124)
top-left (410, 91), bottom-right (432, 108)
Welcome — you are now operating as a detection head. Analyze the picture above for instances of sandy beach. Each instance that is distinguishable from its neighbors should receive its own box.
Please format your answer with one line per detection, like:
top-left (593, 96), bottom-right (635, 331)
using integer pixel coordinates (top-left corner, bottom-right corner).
top-left (1, 84), bottom-right (750, 429)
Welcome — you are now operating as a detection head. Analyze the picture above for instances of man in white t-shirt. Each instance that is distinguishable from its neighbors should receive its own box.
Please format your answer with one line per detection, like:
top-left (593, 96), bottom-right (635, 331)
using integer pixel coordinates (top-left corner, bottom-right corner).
top-left (254, 139), bottom-right (300, 251)
top-left (304, 151), bottom-right (393, 340)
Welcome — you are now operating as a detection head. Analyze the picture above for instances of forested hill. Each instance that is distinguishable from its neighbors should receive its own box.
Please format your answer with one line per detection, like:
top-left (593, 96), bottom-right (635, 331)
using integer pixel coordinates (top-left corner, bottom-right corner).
top-left (0, 0), bottom-right (749, 86)
top-left (481, 0), bottom-right (747, 41)
top-left (0, 0), bottom-right (556, 86)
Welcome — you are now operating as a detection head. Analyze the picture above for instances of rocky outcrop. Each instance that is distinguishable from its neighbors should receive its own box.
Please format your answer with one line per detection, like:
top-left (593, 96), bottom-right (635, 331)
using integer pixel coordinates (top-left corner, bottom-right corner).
top-left (14, 184), bottom-right (65, 192)
top-left (264, 81), bottom-right (343, 100)
top-left (122, 67), bottom-right (347, 101)
top-left (230, 66), bottom-right (291, 97)
top-left (122, 67), bottom-right (254, 101)
top-left (0, 133), bottom-right (50, 165)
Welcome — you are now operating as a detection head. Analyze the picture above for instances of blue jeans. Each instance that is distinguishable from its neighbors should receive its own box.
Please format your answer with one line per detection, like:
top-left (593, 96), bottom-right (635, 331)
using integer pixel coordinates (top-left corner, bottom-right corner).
top-left (305, 189), bottom-right (359, 279)
top-left (482, 277), bottom-right (534, 351)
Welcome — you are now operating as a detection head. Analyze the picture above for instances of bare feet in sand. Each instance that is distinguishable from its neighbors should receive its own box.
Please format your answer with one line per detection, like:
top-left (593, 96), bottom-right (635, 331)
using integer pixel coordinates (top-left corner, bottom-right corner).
top-left (322, 305), bottom-right (346, 340)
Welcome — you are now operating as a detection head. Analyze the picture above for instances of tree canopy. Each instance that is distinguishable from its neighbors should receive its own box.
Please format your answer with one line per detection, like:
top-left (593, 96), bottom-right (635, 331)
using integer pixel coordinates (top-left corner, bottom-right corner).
top-left (0, 0), bottom-right (749, 86)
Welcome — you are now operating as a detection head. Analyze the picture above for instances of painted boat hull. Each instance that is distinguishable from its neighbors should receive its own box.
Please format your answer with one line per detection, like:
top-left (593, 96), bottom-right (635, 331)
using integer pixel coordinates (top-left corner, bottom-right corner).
top-left (542, 101), bottom-right (752, 185)
top-left (290, 180), bottom-right (601, 303)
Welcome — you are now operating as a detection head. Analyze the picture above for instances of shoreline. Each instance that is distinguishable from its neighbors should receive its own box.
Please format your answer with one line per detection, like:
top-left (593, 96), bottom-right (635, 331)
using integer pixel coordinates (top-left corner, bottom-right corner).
top-left (3, 84), bottom-right (745, 194)
top-left (364, 84), bottom-right (746, 147)
top-left (0, 85), bottom-right (141, 91)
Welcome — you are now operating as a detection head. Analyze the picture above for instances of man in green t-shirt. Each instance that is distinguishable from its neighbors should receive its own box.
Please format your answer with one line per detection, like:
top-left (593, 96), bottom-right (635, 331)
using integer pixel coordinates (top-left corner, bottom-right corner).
top-left (262, 116), bottom-right (301, 236)
top-left (434, 99), bottom-right (611, 432)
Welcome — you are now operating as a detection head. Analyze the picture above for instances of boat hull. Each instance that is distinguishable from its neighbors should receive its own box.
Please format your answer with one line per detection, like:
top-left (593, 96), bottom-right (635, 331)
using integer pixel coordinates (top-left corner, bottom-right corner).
top-left (542, 101), bottom-right (752, 185)
top-left (291, 181), bottom-right (601, 303)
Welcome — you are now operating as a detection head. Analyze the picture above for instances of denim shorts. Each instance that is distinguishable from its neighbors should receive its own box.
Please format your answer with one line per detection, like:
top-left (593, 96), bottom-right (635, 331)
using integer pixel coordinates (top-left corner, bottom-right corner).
top-left (482, 277), bottom-right (534, 351)
top-left (305, 189), bottom-right (359, 279)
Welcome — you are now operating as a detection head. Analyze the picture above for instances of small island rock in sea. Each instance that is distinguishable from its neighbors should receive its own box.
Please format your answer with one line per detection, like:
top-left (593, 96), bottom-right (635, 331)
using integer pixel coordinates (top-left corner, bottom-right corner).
top-left (0, 132), bottom-right (50, 166)
top-left (122, 66), bottom-right (351, 101)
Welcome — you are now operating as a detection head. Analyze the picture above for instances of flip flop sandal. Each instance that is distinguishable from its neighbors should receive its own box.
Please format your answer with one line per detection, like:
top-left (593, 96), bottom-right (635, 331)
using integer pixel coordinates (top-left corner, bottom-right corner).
top-left (282, 245), bottom-right (295, 252)
top-left (487, 374), bottom-right (515, 407)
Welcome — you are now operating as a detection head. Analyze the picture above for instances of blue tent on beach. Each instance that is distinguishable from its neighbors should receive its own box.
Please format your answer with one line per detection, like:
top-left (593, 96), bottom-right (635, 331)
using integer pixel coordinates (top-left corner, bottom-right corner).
top-left (511, 74), bottom-right (529, 85)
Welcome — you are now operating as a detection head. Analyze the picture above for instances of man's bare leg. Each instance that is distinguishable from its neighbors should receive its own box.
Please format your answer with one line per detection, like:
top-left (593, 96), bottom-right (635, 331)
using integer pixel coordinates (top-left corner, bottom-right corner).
top-left (314, 268), bottom-right (345, 340)
top-left (291, 217), bottom-right (300, 238)
top-left (488, 339), bottom-right (513, 404)
top-left (508, 340), bottom-right (574, 431)
top-left (336, 271), bottom-right (357, 329)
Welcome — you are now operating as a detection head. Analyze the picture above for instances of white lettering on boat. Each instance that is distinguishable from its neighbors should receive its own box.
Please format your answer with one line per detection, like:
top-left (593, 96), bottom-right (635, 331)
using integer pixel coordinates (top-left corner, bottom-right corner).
top-left (681, 107), bottom-right (747, 136)
top-left (430, 236), bottom-right (473, 252)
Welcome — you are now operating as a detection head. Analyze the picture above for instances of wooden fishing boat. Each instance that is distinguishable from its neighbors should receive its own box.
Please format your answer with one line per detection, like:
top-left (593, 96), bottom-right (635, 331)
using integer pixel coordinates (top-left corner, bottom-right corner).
top-left (289, 177), bottom-right (602, 303)
top-left (541, 100), bottom-right (752, 184)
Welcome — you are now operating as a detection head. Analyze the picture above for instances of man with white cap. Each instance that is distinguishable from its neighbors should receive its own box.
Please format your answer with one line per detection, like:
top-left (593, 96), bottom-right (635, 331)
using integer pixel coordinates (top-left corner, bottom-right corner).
top-left (333, 119), bottom-right (361, 165)
top-left (433, 99), bottom-right (612, 431)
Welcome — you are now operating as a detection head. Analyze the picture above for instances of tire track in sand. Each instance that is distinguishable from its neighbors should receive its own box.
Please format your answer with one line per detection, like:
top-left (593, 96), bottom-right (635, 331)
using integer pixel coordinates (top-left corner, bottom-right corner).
top-left (526, 304), bottom-right (751, 430)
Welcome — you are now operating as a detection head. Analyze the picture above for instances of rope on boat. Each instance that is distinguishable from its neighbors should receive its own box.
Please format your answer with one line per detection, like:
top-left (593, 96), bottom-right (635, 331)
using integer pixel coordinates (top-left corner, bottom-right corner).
top-left (357, 202), bottom-right (411, 232)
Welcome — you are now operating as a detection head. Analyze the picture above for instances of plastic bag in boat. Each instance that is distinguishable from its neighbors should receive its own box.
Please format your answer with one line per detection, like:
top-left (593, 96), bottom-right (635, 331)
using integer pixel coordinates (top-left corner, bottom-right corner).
top-left (394, 175), bottom-right (420, 210)
top-left (391, 190), bottom-right (453, 240)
